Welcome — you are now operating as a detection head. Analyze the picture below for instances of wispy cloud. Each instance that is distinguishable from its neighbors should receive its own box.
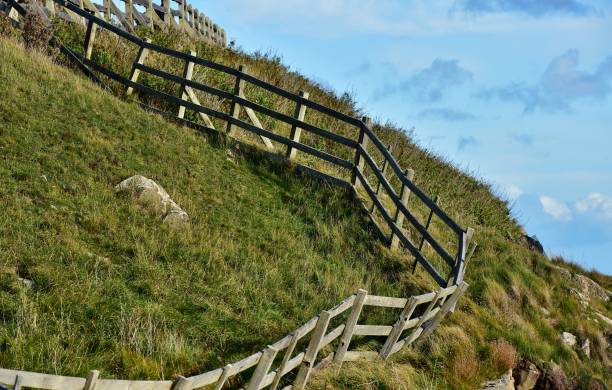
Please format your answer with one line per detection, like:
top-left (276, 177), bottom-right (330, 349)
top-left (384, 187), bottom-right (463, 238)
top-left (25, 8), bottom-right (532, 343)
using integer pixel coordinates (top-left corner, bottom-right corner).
top-left (374, 59), bottom-right (473, 103)
top-left (477, 50), bottom-right (612, 113)
top-left (454, 0), bottom-right (598, 17)
top-left (575, 193), bottom-right (612, 220)
top-left (416, 108), bottom-right (476, 121)
top-left (540, 195), bottom-right (573, 221)
top-left (457, 136), bottom-right (479, 152)
top-left (505, 184), bottom-right (523, 201)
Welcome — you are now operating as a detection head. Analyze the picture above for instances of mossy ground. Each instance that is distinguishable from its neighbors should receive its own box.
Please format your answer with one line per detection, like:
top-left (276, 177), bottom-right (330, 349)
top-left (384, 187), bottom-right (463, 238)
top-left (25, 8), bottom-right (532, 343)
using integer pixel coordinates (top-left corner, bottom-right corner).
top-left (0, 16), bottom-right (610, 389)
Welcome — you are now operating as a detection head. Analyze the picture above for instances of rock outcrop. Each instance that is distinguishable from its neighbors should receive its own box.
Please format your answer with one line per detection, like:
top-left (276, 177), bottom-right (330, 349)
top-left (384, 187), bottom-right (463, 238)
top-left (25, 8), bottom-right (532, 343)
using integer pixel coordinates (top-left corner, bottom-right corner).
top-left (513, 360), bottom-right (540, 390)
top-left (481, 370), bottom-right (514, 390)
top-left (114, 175), bottom-right (189, 226)
top-left (551, 265), bottom-right (610, 303)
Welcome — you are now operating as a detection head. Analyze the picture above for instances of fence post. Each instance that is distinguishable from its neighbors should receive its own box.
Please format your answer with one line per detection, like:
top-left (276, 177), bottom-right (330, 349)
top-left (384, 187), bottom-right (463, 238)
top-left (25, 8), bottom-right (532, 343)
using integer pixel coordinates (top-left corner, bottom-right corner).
top-left (226, 65), bottom-right (246, 136)
top-left (177, 50), bottom-right (196, 119)
top-left (162, 0), bottom-right (170, 24)
top-left (126, 38), bottom-right (152, 96)
top-left (293, 310), bottom-right (332, 389)
top-left (248, 346), bottom-right (279, 390)
top-left (412, 195), bottom-right (439, 274)
top-left (270, 332), bottom-right (300, 390)
top-left (333, 289), bottom-right (367, 365)
top-left (172, 376), bottom-right (190, 390)
top-left (351, 117), bottom-right (371, 188)
top-left (83, 16), bottom-right (97, 60)
top-left (390, 168), bottom-right (415, 251)
top-left (419, 282), bottom-right (469, 341)
top-left (379, 296), bottom-right (417, 360)
top-left (286, 91), bottom-right (309, 160)
top-left (103, 0), bottom-right (110, 20)
top-left (45, 0), bottom-right (55, 16)
top-left (146, 0), bottom-right (153, 28)
top-left (126, 0), bottom-right (133, 29)
top-left (83, 370), bottom-right (100, 390)
top-left (213, 364), bottom-right (232, 390)
top-left (178, 0), bottom-right (185, 30)
top-left (369, 144), bottom-right (392, 214)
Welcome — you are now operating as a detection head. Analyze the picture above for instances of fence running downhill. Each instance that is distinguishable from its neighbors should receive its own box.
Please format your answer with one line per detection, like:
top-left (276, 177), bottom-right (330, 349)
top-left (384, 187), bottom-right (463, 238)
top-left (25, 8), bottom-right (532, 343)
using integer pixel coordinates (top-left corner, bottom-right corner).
top-left (1, 1), bottom-right (477, 389)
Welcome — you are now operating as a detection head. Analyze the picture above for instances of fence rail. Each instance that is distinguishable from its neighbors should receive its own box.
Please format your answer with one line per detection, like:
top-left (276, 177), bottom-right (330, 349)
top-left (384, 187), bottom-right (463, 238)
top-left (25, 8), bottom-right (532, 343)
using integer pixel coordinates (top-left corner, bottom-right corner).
top-left (0, 2), bottom-right (478, 388)
top-left (0, 283), bottom-right (469, 390)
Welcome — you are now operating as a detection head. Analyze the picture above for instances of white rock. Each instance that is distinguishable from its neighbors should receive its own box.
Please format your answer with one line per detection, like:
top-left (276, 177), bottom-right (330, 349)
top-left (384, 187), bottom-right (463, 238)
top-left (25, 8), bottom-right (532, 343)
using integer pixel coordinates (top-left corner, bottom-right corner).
top-left (561, 332), bottom-right (576, 347)
top-left (18, 277), bottom-right (33, 289)
top-left (115, 175), bottom-right (189, 226)
top-left (580, 338), bottom-right (590, 358)
top-left (481, 370), bottom-right (514, 390)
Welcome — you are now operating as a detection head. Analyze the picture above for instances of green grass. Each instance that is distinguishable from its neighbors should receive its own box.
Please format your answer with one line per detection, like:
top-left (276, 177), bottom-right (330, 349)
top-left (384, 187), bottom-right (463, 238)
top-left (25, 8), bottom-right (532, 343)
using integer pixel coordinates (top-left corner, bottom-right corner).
top-left (1, 17), bottom-right (611, 389)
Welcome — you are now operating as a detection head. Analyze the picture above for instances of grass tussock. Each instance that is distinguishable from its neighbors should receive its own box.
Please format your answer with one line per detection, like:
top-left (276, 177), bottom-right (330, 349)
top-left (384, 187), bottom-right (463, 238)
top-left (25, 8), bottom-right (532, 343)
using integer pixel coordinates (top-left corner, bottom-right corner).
top-left (0, 16), bottom-right (611, 389)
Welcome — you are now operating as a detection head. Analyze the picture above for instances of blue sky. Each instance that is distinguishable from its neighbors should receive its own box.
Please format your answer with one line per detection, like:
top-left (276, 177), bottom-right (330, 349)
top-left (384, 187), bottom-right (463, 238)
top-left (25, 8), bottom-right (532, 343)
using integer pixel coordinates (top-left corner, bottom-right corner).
top-left (193, 0), bottom-right (612, 274)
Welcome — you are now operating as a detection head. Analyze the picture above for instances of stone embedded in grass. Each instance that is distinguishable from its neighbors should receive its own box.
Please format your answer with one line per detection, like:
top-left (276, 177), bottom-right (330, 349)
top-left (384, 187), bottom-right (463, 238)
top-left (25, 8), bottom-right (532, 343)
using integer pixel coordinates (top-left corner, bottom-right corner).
top-left (114, 175), bottom-right (189, 226)
top-left (481, 369), bottom-right (514, 390)
top-left (561, 331), bottom-right (576, 347)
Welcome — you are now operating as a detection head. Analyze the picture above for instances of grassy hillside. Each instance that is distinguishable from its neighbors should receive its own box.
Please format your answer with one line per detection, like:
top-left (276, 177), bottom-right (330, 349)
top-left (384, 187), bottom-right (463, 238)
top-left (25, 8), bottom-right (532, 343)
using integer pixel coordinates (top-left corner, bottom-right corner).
top-left (0, 16), bottom-right (611, 390)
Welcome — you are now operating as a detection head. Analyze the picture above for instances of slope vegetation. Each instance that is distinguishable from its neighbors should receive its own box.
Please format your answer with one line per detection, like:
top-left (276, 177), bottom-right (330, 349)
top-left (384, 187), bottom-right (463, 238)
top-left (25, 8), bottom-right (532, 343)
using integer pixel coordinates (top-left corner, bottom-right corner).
top-left (0, 17), bottom-right (611, 389)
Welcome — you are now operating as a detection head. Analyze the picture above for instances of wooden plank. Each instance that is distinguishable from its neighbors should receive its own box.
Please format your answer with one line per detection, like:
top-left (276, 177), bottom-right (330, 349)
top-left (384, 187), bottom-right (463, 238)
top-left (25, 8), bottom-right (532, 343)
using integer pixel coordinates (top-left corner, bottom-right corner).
top-left (270, 332), bottom-right (299, 390)
top-left (178, 49), bottom-right (196, 119)
top-left (333, 289), bottom-right (367, 364)
top-left (379, 296), bottom-right (419, 359)
top-left (320, 324), bottom-right (345, 349)
top-left (238, 90), bottom-right (274, 149)
top-left (226, 64), bottom-right (246, 136)
top-left (293, 311), bottom-right (332, 389)
top-left (418, 282), bottom-right (469, 341)
top-left (126, 38), bottom-right (151, 96)
top-left (326, 294), bottom-right (355, 318)
top-left (248, 346), bottom-right (279, 390)
top-left (0, 369), bottom-right (86, 390)
top-left (109, 0), bottom-right (131, 30)
top-left (364, 294), bottom-right (407, 308)
top-left (353, 324), bottom-right (392, 337)
top-left (342, 351), bottom-right (378, 362)
top-left (350, 117), bottom-right (370, 188)
top-left (185, 87), bottom-right (215, 129)
top-left (286, 91), bottom-right (309, 159)
top-left (390, 168), bottom-right (414, 251)
top-left (183, 368), bottom-right (223, 388)
top-left (95, 379), bottom-right (174, 390)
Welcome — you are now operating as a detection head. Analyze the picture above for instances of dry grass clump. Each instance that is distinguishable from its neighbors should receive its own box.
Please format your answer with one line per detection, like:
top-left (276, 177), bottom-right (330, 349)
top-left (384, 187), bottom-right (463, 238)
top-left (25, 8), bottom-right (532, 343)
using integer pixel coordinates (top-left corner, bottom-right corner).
top-left (490, 339), bottom-right (517, 371)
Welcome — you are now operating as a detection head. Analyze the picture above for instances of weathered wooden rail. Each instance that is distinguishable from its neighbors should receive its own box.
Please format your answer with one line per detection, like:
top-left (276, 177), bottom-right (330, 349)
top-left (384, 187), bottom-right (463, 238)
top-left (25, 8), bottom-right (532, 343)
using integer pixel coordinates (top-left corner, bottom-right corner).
top-left (2, 0), bottom-right (226, 45)
top-left (0, 2), bottom-right (478, 388)
top-left (0, 283), bottom-right (469, 390)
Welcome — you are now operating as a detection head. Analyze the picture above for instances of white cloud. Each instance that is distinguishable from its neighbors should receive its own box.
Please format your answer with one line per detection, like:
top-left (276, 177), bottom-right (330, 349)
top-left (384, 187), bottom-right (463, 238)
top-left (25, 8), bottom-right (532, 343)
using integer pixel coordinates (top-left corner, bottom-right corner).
top-left (575, 193), bottom-right (612, 219)
top-left (540, 195), bottom-right (573, 221)
top-left (505, 184), bottom-right (523, 201)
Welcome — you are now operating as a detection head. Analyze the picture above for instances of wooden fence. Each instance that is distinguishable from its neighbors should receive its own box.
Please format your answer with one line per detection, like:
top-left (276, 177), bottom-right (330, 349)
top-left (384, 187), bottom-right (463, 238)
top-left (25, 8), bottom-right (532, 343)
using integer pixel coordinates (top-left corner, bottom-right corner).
top-left (0, 2), bottom-right (478, 388)
top-left (13, 0), bottom-right (474, 288)
top-left (2, 0), bottom-right (226, 45)
top-left (0, 283), bottom-right (469, 390)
